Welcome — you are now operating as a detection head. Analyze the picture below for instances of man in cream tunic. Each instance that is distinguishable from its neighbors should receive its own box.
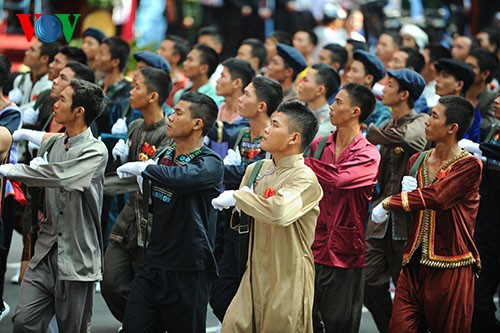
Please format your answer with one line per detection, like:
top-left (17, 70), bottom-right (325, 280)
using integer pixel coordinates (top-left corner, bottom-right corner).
top-left (213, 101), bottom-right (323, 332)
top-left (0, 80), bottom-right (108, 332)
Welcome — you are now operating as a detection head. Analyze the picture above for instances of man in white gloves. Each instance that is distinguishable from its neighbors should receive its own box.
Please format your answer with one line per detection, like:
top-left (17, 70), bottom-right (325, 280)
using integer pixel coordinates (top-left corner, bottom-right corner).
top-left (372, 96), bottom-right (482, 333)
top-left (363, 68), bottom-right (429, 332)
top-left (100, 67), bottom-right (173, 323)
top-left (220, 102), bottom-right (323, 332)
top-left (118, 92), bottom-right (223, 332)
top-left (209, 76), bottom-right (283, 322)
top-left (4, 80), bottom-right (108, 332)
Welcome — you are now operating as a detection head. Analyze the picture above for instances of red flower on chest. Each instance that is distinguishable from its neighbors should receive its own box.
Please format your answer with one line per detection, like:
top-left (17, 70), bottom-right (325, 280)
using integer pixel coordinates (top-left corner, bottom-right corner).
top-left (263, 187), bottom-right (275, 198)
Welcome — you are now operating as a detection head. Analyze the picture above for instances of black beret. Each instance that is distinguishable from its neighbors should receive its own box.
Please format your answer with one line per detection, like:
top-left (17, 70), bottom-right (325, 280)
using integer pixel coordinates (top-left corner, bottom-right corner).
top-left (435, 58), bottom-right (475, 93)
top-left (276, 43), bottom-right (307, 76)
top-left (82, 27), bottom-right (106, 44)
top-left (353, 50), bottom-right (386, 82)
top-left (134, 51), bottom-right (171, 74)
top-left (387, 69), bottom-right (426, 101)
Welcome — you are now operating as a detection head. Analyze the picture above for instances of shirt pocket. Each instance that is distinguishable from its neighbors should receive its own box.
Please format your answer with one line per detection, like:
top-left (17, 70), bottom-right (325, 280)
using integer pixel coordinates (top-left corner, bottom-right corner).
top-left (328, 225), bottom-right (362, 256)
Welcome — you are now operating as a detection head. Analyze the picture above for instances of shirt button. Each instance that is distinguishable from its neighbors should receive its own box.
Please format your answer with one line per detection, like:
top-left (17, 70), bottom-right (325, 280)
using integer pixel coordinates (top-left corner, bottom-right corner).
top-left (328, 191), bottom-right (332, 195)
top-left (59, 211), bottom-right (63, 215)
top-left (58, 233), bottom-right (62, 236)
top-left (326, 212), bottom-right (331, 216)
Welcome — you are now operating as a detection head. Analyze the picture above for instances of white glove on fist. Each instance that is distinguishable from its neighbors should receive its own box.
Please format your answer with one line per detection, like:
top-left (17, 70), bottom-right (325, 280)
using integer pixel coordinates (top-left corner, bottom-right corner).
top-left (12, 129), bottom-right (46, 145)
top-left (29, 152), bottom-right (48, 170)
top-left (8, 88), bottom-right (23, 105)
top-left (371, 202), bottom-right (389, 224)
top-left (458, 138), bottom-right (481, 155)
top-left (111, 118), bottom-right (128, 135)
top-left (116, 159), bottom-right (155, 178)
top-left (22, 107), bottom-right (39, 125)
top-left (211, 190), bottom-right (236, 210)
top-left (224, 147), bottom-right (242, 166)
top-left (0, 164), bottom-right (14, 177)
top-left (401, 176), bottom-right (418, 192)
top-left (112, 139), bottom-right (129, 164)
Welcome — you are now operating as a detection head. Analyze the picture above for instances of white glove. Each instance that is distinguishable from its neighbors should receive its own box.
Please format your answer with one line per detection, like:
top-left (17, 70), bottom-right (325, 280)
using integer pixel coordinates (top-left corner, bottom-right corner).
top-left (239, 185), bottom-right (253, 193)
top-left (211, 190), bottom-right (236, 210)
top-left (22, 107), bottom-right (39, 126)
top-left (116, 159), bottom-right (155, 178)
top-left (8, 88), bottom-right (23, 105)
top-left (28, 141), bottom-right (40, 157)
top-left (0, 164), bottom-right (14, 177)
top-left (223, 147), bottom-right (242, 166)
top-left (458, 138), bottom-right (481, 154)
top-left (111, 118), bottom-right (128, 135)
top-left (12, 129), bottom-right (46, 145)
top-left (112, 139), bottom-right (129, 163)
top-left (371, 202), bottom-right (389, 224)
top-left (401, 176), bottom-right (418, 192)
top-left (29, 152), bottom-right (48, 170)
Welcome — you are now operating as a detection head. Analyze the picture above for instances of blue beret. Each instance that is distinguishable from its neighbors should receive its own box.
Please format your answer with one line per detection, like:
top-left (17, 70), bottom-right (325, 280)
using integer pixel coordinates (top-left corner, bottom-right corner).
top-left (276, 43), bottom-right (307, 77)
top-left (435, 58), bottom-right (475, 93)
top-left (387, 69), bottom-right (426, 101)
top-left (82, 27), bottom-right (106, 44)
top-left (353, 50), bottom-right (386, 83)
top-left (134, 51), bottom-right (171, 74)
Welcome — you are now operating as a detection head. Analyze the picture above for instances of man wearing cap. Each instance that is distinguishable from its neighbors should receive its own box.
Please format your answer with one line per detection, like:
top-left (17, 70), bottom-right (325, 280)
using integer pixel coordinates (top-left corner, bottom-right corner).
top-left (435, 58), bottom-right (483, 142)
top-left (364, 69), bottom-right (429, 333)
top-left (81, 27), bottom-right (106, 72)
top-left (346, 50), bottom-right (392, 129)
top-left (266, 43), bottom-right (307, 102)
top-left (298, 63), bottom-right (340, 137)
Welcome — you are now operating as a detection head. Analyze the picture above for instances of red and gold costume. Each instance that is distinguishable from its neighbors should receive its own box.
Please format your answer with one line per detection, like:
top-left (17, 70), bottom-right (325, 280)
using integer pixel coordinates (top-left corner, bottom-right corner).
top-left (385, 149), bottom-right (482, 333)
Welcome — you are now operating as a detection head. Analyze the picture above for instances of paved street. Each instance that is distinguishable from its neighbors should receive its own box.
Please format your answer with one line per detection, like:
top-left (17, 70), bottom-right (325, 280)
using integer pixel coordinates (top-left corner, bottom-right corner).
top-left (0, 231), bottom-right (495, 333)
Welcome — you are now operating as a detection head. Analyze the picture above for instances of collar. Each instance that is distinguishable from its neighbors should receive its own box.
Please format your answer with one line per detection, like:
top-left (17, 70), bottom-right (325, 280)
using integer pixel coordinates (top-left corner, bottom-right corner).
top-left (274, 153), bottom-right (304, 168)
top-left (142, 116), bottom-right (167, 131)
top-left (65, 127), bottom-right (92, 148)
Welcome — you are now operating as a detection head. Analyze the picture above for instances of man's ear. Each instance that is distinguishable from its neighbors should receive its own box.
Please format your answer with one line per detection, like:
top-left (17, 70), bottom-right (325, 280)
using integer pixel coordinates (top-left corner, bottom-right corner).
top-left (111, 58), bottom-right (120, 70)
top-left (200, 63), bottom-right (209, 76)
top-left (289, 131), bottom-right (301, 146)
top-left (39, 55), bottom-right (49, 67)
top-left (448, 122), bottom-right (459, 136)
top-left (364, 74), bottom-right (374, 87)
top-left (193, 118), bottom-right (204, 131)
top-left (149, 91), bottom-right (159, 104)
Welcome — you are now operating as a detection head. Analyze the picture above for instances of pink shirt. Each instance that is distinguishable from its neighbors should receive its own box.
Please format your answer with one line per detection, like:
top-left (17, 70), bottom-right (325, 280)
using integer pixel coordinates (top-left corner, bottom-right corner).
top-left (305, 131), bottom-right (380, 268)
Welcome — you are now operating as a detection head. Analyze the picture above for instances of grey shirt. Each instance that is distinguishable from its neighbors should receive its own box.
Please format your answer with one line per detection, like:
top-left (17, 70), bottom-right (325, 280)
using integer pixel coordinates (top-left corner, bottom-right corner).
top-left (7, 128), bottom-right (108, 281)
top-left (314, 103), bottom-right (335, 138)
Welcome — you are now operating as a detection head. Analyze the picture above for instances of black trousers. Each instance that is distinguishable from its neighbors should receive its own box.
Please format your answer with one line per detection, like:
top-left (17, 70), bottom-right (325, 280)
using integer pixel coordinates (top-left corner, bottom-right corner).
top-left (122, 264), bottom-right (210, 333)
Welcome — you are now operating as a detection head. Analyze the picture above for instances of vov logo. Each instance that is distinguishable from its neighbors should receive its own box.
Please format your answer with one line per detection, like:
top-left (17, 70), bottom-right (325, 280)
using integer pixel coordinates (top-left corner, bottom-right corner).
top-left (17, 14), bottom-right (81, 43)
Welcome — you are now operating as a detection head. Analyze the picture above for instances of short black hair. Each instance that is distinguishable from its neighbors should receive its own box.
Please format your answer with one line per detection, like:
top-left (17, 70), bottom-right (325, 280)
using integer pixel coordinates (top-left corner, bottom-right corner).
top-left (426, 43), bottom-right (451, 63)
top-left (295, 29), bottom-right (318, 46)
top-left (276, 101), bottom-right (319, 151)
top-left (439, 95), bottom-right (475, 140)
top-left (0, 55), bottom-right (11, 87)
top-left (241, 38), bottom-right (267, 68)
top-left (193, 44), bottom-right (220, 77)
top-left (40, 42), bottom-right (60, 64)
top-left (478, 27), bottom-right (500, 53)
top-left (311, 63), bottom-right (340, 100)
top-left (396, 83), bottom-right (416, 109)
top-left (64, 61), bottom-right (95, 83)
top-left (468, 48), bottom-right (499, 83)
top-left (180, 91), bottom-right (218, 136)
top-left (222, 58), bottom-right (255, 92)
top-left (140, 66), bottom-right (172, 106)
top-left (381, 31), bottom-right (402, 48)
top-left (59, 46), bottom-right (88, 65)
top-left (399, 46), bottom-right (425, 73)
top-left (269, 30), bottom-right (292, 46)
top-left (69, 79), bottom-right (106, 126)
top-left (346, 39), bottom-right (369, 52)
top-left (165, 35), bottom-right (191, 65)
top-left (102, 37), bottom-right (131, 72)
top-left (342, 82), bottom-right (376, 124)
top-left (198, 26), bottom-right (224, 46)
top-left (323, 43), bottom-right (348, 69)
top-left (252, 76), bottom-right (284, 117)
